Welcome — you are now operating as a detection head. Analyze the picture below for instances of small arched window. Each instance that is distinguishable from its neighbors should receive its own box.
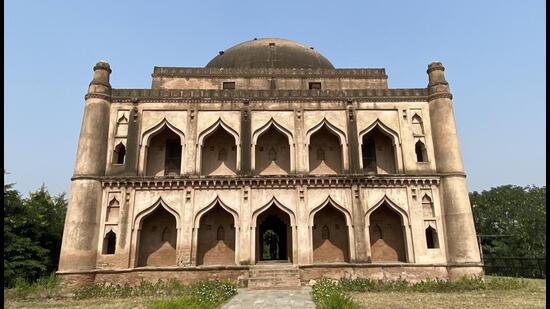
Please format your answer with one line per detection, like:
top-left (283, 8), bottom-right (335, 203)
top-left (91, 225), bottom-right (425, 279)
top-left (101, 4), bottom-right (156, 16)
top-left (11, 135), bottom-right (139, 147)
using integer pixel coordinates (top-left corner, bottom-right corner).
top-left (102, 231), bottom-right (116, 255)
top-left (422, 195), bottom-right (435, 217)
top-left (113, 143), bottom-right (126, 164)
top-left (321, 225), bottom-right (330, 240)
top-left (217, 226), bottom-right (225, 241)
top-left (425, 226), bottom-right (439, 249)
top-left (218, 148), bottom-right (227, 161)
top-left (316, 148), bottom-right (325, 161)
top-left (411, 114), bottom-right (424, 135)
top-left (415, 140), bottom-right (428, 163)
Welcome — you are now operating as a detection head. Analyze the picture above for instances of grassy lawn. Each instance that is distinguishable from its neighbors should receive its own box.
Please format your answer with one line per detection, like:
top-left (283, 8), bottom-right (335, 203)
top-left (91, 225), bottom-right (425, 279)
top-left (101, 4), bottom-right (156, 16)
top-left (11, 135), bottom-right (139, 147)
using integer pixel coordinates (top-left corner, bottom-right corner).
top-left (348, 277), bottom-right (546, 309)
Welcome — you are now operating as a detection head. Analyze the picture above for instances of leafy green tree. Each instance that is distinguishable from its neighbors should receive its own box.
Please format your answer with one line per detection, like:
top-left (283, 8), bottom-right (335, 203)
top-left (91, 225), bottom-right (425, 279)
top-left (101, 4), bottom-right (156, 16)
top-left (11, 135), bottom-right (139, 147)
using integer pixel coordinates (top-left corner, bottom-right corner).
top-left (3, 179), bottom-right (67, 287)
top-left (470, 185), bottom-right (546, 257)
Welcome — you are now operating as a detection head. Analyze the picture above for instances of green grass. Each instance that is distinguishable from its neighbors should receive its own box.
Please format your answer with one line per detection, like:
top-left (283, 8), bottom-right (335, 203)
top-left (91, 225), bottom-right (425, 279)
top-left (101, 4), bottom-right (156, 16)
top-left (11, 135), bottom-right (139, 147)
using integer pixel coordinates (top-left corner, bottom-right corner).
top-left (4, 277), bottom-right (237, 309)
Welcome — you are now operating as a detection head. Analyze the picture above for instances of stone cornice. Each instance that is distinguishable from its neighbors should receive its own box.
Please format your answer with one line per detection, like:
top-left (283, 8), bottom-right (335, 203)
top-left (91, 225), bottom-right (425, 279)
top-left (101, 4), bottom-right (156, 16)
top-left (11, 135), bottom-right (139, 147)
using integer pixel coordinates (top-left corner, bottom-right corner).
top-left (85, 93), bottom-right (112, 101)
top-left (152, 67), bottom-right (388, 79)
top-left (70, 174), bottom-right (442, 189)
top-left (111, 88), bottom-right (429, 103)
top-left (428, 92), bottom-right (453, 101)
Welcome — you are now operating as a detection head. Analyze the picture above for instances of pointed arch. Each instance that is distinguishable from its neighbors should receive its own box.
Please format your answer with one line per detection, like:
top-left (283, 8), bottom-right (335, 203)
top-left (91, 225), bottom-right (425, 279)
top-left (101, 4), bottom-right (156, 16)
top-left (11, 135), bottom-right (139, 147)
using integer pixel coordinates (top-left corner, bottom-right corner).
top-left (308, 196), bottom-right (353, 227)
top-left (252, 197), bottom-right (296, 228)
top-left (306, 117), bottom-right (347, 146)
top-left (197, 118), bottom-right (241, 174)
top-left (117, 114), bottom-right (129, 123)
top-left (306, 118), bottom-right (348, 173)
top-left (197, 118), bottom-right (240, 147)
top-left (411, 113), bottom-right (425, 135)
top-left (252, 118), bottom-right (295, 173)
top-left (194, 196), bottom-right (239, 229)
top-left (365, 195), bottom-right (410, 227)
top-left (358, 119), bottom-right (400, 146)
top-left (141, 117), bottom-right (185, 147)
top-left (133, 197), bottom-right (181, 230)
top-left (415, 139), bottom-right (428, 163)
top-left (139, 118), bottom-right (186, 175)
top-left (358, 119), bottom-right (402, 172)
top-left (113, 142), bottom-right (126, 164)
top-left (252, 117), bottom-right (294, 145)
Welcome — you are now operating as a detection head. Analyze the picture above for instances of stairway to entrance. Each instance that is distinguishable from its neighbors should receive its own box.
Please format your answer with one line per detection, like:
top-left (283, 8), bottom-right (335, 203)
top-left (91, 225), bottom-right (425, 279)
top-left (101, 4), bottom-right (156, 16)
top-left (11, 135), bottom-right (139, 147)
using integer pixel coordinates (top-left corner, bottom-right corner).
top-left (247, 262), bottom-right (302, 289)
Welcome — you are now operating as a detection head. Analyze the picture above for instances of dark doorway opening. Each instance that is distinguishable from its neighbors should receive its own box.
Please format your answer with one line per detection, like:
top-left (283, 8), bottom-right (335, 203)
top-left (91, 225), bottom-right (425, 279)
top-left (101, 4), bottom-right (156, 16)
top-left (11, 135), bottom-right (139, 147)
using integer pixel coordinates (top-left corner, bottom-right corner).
top-left (256, 206), bottom-right (292, 262)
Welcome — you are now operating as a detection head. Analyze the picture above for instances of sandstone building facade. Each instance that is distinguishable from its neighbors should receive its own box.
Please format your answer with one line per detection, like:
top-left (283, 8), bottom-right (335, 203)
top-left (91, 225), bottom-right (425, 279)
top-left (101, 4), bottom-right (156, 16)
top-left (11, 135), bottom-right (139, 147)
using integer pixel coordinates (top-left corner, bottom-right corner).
top-left (58, 38), bottom-right (482, 286)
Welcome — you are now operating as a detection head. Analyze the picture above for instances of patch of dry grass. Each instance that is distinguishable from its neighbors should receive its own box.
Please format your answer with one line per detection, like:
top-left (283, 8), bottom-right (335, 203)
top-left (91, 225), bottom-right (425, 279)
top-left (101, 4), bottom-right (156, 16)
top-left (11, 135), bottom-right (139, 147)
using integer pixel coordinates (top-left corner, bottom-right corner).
top-left (348, 277), bottom-right (546, 309)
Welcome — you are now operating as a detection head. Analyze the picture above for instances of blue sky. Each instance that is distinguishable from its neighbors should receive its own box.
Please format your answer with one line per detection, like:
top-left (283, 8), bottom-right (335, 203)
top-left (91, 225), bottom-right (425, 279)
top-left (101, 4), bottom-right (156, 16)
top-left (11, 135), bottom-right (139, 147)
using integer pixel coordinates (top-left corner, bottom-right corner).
top-left (5, 0), bottom-right (546, 196)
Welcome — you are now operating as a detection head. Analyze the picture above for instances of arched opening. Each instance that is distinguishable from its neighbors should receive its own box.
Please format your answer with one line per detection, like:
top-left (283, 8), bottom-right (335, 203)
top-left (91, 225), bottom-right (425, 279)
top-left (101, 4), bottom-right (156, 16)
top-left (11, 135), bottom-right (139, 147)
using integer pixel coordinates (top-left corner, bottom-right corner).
top-left (102, 231), bottom-right (116, 255)
top-left (369, 203), bottom-right (406, 262)
top-left (425, 226), bottom-right (439, 249)
top-left (146, 127), bottom-right (182, 176)
top-left (201, 127), bottom-right (237, 175)
top-left (197, 204), bottom-right (236, 265)
top-left (422, 195), bottom-right (435, 218)
top-left (256, 205), bottom-right (292, 262)
top-left (137, 206), bottom-right (177, 267)
top-left (415, 140), bottom-right (428, 163)
top-left (309, 125), bottom-right (342, 174)
top-left (312, 203), bottom-right (349, 263)
top-left (255, 125), bottom-right (290, 175)
top-left (361, 126), bottom-right (396, 174)
top-left (113, 143), bottom-right (126, 164)
top-left (411, 114), bottom-right (424, 135)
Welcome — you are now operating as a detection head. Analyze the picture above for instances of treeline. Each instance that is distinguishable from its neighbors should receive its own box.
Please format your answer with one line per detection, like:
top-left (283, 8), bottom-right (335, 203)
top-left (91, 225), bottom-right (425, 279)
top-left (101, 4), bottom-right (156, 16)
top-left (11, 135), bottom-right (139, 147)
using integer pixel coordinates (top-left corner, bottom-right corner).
top-left (4, 182), bottom-right (67, 287)
top-left (470, 185), bottom-right (546, 258)
top-left (3, 178), bottom-right (545, 286)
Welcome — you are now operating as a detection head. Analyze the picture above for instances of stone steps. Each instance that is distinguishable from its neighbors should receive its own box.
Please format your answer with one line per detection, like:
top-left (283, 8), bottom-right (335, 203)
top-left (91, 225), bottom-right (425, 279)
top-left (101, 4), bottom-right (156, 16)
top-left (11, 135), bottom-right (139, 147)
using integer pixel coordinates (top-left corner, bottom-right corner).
top-left (247, 264), bottom-right (302, 289)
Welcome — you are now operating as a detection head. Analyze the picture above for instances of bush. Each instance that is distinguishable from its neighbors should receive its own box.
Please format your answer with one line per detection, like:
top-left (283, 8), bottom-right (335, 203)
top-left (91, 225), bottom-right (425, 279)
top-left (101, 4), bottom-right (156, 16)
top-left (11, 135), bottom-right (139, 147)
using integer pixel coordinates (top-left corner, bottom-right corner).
top-left (8, 273), bottom-right (62, 299)
top-left (72, 279), bottom-right (237, 308)
top-left (337, 276), bottom-right (528, 293)
top-left (312, 278), bottom-right (359, 309)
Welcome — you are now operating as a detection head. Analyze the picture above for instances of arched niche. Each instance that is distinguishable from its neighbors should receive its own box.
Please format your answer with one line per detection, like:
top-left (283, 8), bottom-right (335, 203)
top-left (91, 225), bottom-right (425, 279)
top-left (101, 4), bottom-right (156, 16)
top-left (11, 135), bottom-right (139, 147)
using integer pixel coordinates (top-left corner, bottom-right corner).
top-left (306, 119), bottom-right (347, 175)
top-left (252, 118), bottom-right (294, 175)
top-left (139, 118), bottom-right (185, 176)
top-left (136, 204), bottom-right (178, 267)
top-left (311, 201), bottom-right (351, 263)
top-left (197, 119), bottom-right (240, 176)
top-left (196, 203), bottom-right (236, 266)
top-left (358, 120), bottom-right (401, 174)
top-left (365, 195), bottom-right (412, 263)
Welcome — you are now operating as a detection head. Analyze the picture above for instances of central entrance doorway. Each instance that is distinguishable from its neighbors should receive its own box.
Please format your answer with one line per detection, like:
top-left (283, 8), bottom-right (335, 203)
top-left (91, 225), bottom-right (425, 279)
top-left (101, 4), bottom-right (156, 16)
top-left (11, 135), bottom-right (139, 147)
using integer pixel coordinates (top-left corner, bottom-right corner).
top-left (256, 205), bottom-right (292, 262)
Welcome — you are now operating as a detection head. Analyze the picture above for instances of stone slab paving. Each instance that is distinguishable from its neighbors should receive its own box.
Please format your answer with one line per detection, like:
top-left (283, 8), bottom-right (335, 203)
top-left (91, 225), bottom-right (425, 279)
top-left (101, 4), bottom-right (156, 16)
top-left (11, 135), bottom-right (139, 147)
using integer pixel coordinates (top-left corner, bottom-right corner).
top-left (222, 287), bottom-right (316, 309)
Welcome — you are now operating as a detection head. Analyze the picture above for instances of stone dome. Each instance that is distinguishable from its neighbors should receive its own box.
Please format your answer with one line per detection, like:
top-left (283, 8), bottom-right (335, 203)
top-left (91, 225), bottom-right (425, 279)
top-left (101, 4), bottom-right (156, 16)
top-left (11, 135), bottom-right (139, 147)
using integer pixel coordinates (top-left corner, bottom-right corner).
top-left (206, 38), bottom-right (335, 69)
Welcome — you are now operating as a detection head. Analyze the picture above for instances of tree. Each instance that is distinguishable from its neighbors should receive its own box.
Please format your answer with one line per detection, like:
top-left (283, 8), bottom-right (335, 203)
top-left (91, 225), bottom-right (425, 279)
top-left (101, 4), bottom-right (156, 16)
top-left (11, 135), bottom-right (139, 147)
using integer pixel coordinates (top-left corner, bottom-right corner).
top-left (470, 185), bottom-right (546, 257)
top-left (3, 180), bottom-right (67, 287)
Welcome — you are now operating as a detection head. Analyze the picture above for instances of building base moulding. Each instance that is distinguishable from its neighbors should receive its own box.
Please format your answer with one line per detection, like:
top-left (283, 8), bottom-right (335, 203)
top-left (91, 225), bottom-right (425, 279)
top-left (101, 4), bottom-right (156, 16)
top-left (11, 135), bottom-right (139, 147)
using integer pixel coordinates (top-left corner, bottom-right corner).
top-left (57, 263), bottom-right (483, 287)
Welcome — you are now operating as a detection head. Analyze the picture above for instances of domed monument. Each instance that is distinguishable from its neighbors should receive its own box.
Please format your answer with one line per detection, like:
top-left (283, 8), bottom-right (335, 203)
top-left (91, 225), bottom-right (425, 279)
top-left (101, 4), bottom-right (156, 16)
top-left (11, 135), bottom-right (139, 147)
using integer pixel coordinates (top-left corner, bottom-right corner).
top-left (58, 38), bottom-right (482, 287)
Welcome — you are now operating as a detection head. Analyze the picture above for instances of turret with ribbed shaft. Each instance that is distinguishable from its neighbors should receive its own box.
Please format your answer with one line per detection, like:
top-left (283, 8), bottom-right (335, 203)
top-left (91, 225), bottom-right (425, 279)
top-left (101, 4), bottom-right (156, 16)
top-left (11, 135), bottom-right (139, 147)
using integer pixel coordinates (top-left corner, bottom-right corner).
top-left (427, 62), bottom-right (482, 281)
top-left (58, 61), bottom-right (112, 273)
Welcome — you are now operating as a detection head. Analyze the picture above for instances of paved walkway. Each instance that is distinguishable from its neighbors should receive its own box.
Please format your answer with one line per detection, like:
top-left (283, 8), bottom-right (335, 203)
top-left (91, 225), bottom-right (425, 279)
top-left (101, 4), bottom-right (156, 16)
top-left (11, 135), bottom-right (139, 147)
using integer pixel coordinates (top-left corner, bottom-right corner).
top-left (222, 287), bottom-right (316, 309)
